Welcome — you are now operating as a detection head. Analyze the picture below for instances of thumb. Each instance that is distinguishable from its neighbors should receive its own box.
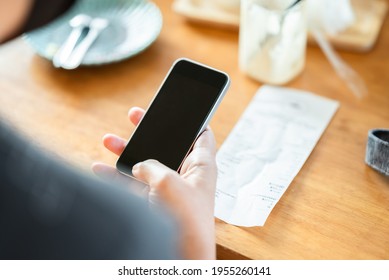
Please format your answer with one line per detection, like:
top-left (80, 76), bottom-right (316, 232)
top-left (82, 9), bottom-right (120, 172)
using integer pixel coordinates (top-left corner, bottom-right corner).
top-left (132, 159), bottom-right (180, 190)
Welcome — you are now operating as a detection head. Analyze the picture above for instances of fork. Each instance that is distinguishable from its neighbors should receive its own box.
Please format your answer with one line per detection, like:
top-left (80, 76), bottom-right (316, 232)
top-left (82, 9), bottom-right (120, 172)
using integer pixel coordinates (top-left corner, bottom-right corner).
top-left (53, 14), bottom-right (92, 68)
top-left (61, 17), bottom-right (109, 70)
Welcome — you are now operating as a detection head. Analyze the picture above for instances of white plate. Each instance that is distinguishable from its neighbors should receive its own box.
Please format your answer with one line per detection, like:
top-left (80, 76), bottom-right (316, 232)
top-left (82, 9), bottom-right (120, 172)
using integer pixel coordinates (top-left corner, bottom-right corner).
top-left (24, 0), bottom-right (163, 66)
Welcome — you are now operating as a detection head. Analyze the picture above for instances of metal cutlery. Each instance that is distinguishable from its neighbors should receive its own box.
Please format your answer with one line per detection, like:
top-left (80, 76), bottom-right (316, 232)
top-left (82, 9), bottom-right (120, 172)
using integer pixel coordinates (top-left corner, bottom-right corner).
top-left (52, 14), bottom-right (92, 68)
top-left (60, 17), bottom-right (109, 70)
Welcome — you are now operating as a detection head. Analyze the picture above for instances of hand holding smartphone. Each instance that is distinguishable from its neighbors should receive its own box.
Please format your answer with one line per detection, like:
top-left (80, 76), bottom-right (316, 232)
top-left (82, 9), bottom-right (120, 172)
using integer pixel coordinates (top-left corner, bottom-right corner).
top-left (116, 58), bottom-right (230, 178)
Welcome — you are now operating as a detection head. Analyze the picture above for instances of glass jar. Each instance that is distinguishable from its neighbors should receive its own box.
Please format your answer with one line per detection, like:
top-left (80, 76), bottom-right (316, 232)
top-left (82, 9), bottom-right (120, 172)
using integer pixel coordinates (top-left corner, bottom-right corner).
top-left (239, 0), bottom-right (307, 85)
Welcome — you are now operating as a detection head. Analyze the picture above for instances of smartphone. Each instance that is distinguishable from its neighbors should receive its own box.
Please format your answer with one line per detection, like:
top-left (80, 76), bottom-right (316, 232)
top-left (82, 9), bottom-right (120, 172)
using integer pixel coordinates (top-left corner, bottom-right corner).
top-left (116, 58), bottom-right (230, 178)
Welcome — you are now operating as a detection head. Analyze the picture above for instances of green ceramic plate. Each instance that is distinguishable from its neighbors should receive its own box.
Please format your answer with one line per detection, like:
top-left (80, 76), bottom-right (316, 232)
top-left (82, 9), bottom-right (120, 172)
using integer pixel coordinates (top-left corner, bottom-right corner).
top-left (24, 0), bottom-right (163, 66)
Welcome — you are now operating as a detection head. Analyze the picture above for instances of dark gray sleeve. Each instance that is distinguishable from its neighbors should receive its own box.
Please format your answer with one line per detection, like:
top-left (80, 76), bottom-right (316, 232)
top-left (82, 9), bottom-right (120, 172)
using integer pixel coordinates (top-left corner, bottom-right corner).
top-left (23, 0), bottom-right (76, 33)
top-left (0, 121), bottom-right (179, 260)
top-left (4, 0), bottom-right (75, 41)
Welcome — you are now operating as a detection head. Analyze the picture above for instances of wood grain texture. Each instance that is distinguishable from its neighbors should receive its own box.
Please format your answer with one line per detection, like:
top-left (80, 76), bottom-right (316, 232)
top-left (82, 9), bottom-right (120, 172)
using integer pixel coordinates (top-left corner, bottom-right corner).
top-left (0, 0), bottom-right (388, 260)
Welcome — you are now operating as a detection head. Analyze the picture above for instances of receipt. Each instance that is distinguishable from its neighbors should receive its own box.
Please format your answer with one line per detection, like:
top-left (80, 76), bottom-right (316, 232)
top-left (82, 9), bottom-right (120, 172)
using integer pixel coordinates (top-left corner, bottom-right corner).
top-left (215, 86), bottom-right (339, 227)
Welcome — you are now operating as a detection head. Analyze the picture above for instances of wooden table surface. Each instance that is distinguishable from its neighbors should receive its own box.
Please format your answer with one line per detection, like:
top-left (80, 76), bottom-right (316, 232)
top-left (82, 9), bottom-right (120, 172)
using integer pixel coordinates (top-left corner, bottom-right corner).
top-left (1, 0), bottom-right (388, 259)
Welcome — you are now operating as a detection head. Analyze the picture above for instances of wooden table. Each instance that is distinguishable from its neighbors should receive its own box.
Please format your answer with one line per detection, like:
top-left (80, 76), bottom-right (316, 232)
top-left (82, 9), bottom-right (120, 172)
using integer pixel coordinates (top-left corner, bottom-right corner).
top-left (1, 0), bottom-right (388, 259)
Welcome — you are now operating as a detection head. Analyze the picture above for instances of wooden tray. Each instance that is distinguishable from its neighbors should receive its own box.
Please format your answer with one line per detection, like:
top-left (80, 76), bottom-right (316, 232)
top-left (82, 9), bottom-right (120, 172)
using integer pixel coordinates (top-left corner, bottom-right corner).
top-left (173, 0), bottom-right (388, 52)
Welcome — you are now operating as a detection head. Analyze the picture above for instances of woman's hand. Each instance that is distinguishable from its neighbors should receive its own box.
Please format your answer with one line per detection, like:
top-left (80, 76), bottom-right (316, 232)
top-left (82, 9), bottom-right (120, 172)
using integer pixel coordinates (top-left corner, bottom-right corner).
top-left (92, 107), bottom-right (218, 259)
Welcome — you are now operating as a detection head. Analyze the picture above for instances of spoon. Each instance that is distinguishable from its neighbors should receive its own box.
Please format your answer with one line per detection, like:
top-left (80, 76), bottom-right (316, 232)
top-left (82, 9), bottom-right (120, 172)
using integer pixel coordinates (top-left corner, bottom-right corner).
top-left (253, 0), bottom-right (303, 62)
top-left (53, 14), bottom-right (92, 68)
top-left (61, 17), bottom-right (109, 70)
top-left (287, 0), bottom-right (301, 10)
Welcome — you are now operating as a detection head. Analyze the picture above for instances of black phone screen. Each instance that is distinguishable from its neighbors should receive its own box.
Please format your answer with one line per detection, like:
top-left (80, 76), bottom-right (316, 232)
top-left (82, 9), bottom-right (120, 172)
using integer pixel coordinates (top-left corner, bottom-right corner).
top-left (117, 59), bottom-right (229, 175)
